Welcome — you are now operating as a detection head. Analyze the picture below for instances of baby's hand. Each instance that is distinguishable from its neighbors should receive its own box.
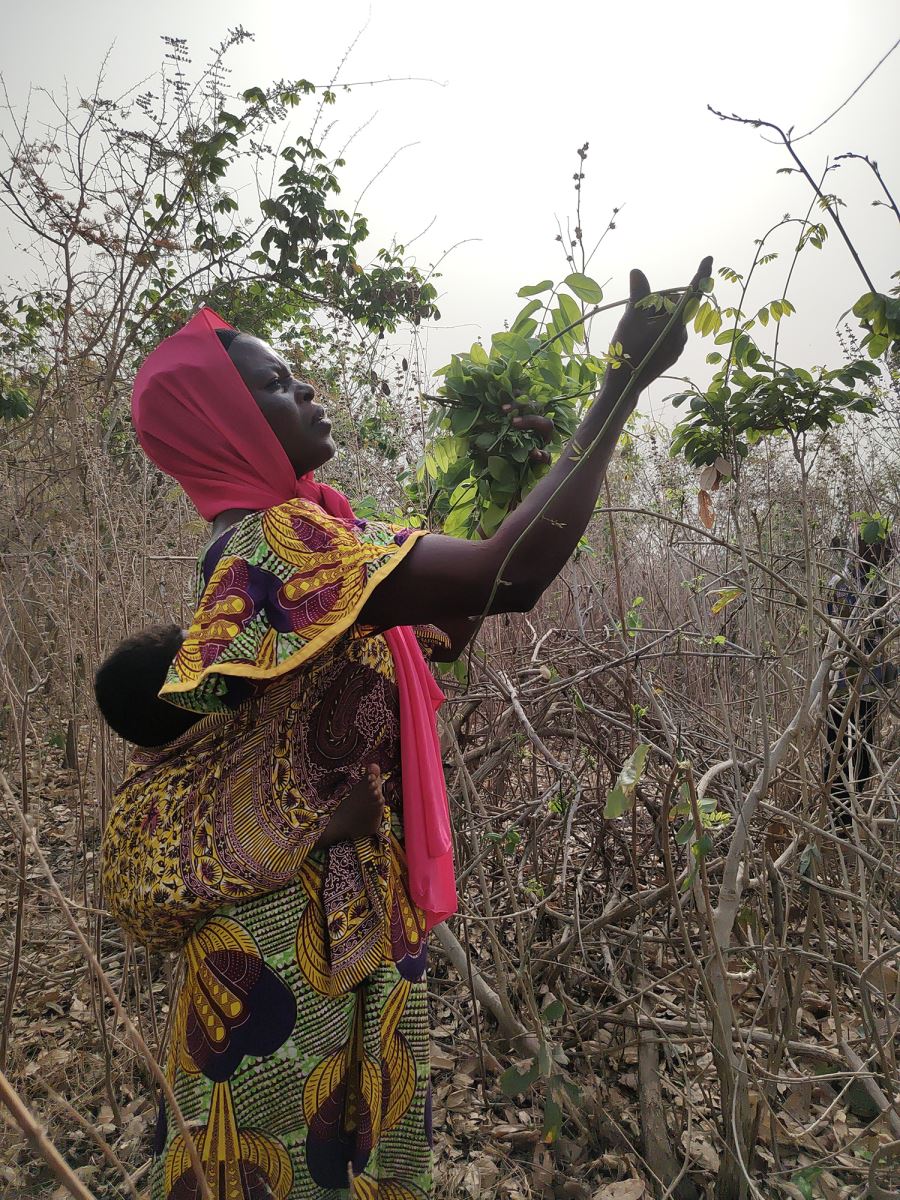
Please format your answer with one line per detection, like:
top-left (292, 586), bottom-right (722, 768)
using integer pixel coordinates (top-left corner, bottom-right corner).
top-left (315, 764), bottom-right (385, 848)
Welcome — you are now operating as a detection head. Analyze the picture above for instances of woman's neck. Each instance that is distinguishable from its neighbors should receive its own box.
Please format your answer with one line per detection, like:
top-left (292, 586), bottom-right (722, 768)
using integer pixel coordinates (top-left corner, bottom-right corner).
top-left (211, 507), bottom-right (254, 539)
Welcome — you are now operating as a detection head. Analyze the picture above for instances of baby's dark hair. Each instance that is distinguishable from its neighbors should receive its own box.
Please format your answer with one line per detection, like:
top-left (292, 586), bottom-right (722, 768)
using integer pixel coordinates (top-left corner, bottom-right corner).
top-left (94, 624), bottom-right (201, 747)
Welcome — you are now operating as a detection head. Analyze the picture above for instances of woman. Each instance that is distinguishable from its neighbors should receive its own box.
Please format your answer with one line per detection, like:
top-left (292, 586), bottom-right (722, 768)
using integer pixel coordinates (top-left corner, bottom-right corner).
top-left (109, 257), bottom-right (709, 1200)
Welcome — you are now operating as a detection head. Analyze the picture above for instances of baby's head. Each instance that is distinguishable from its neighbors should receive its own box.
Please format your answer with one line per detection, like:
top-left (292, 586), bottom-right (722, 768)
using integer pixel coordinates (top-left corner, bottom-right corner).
top-left (94, 624), bottom-right (201, 747)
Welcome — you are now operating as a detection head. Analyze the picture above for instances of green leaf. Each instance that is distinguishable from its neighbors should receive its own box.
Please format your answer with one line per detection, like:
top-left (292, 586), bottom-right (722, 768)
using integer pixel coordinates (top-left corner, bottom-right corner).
top-left (510, 318), bottom-right (537, 340)
top-left (710, 587), bottom-right (743, 614)
top-left (604, 743), bottom-right (650, 818)
top-left (491, 332), bottom-right (531, 361)
top-left (692, 832), bottom-right (715, 860)
top-left (563, 272), bottom-right (603, 304)
top-left (548, 314), bottom-right (575, 354)
top-left (789, 1167), bottom-right (821, 1200)
top-left (675, 821), bottom-right (694, 845)
top-left (517, 280), bottom-right (554, 298)
top-left (480, 502), bottom-right (507, 536)
top-left (852, 292), bottom-right (878, 319)
top-left (499, 1059), bottom-right (540, 1096)
top-left (542, 998), bottom-right (565, 1022)
top-left (557, 293), bottom-right (584, 339)
top-left (700, 305), bottom-right (720, 336)
top-left (0, 387), bottom-right (31, 420)
top-left (443, 503), bottom-right (475, 539)
top-left (448, 406), bottom-right (480, 436)
top-left (511, 298), bottom-right (543, 331)
top-left (542, 1097), bottom-right (563, 1144)
top-left (487, 456), bottom-right (517, 487)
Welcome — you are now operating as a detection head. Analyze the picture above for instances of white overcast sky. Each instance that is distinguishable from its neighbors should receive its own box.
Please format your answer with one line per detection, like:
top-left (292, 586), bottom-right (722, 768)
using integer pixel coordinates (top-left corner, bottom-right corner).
top-left (4, 1), bottom-right (899, 419)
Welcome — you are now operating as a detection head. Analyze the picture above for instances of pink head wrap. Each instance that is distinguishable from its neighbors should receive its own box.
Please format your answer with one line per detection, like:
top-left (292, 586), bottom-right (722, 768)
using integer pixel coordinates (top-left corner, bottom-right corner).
top-left (131, 306), bottom-right (351, 519)
top-left (132, 306), bottom-right (456, 929)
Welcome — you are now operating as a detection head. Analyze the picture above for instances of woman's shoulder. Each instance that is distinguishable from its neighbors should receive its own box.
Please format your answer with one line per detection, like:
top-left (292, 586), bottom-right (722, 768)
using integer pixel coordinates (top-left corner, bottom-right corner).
top-left (203, 499), bottom-right (418, 580)
top-left (165, 499), bottom-right (426, 715)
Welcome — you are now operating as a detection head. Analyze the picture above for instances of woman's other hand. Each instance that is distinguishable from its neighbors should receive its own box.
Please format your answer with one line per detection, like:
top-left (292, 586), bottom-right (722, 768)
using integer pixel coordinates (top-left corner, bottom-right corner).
top-left (501, 403), bottom-right (554, 466)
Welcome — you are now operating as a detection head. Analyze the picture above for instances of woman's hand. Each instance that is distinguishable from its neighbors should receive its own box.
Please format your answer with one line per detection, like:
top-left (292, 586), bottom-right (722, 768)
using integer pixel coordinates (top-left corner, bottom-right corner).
top-left (610, 256), bottom-right (713, 390)
top-left (501, 403), bottom-right (554, 466)
top-left (497, 256), bottom-right (712, 470)
top-left (359, 254), bottom-right (712, 630)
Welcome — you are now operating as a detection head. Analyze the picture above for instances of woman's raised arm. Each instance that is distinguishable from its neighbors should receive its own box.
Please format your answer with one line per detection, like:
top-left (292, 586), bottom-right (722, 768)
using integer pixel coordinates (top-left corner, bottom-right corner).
top-left (360, 257), bottom-right (712, 634)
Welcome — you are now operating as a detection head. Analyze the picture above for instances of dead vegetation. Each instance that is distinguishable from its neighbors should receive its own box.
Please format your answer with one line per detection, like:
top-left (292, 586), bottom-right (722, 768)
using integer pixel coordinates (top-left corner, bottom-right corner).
top-left (1, 392), bottom-right (898, 1199)
top-left (1, 29), bottom-right (899, 1200)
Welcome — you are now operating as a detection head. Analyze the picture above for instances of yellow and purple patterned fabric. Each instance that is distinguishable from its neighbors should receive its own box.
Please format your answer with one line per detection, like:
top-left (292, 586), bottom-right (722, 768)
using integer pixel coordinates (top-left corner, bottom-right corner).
top-left (101, 501), bottom-right (431, 991)
top-left (163, 498), bottom-right (425, 713)
top-left (152, 899), bottom-right (432, 1199)
top-left (101, 500), bottom-right (440, 1196)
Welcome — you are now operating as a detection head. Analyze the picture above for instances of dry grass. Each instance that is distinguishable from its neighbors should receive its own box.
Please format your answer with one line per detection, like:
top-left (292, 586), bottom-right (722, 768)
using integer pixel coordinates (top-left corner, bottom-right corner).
top-left (1, 391), bottom-right (899, 1200)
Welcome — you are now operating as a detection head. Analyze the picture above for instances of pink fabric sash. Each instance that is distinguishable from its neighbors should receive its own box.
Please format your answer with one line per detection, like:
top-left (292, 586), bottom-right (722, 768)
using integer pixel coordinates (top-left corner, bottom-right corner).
top-left (132, 306), bottom-right (456, 929)
top-left (384, 625), bottom-right (455, 928)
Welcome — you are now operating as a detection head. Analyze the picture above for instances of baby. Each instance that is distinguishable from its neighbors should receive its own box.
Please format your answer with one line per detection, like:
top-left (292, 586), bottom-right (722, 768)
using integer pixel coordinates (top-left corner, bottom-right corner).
top-left (93, 625), bottom-right (201, 747)
top-left (94, 624), bottom-right (384, 846)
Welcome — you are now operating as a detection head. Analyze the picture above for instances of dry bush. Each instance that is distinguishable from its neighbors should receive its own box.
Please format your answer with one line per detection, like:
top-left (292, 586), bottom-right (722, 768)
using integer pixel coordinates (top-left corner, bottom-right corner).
top-left (1, 377), bottom-right (898, 1200)
top-left (1, 31), bottom-right (898, 1200)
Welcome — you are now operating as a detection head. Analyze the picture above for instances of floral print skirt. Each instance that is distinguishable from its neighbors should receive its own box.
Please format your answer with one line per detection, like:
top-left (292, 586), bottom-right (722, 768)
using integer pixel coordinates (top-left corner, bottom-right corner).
top-left (150, 868), bottom-right (432, 1200)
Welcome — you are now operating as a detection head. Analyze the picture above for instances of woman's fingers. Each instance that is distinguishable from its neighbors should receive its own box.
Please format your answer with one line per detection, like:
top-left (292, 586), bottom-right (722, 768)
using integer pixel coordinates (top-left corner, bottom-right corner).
top-left (502, 404), bottom-right (553, 445)
top-left (513, 414), bottom-right (553, 443)
top-left (691, 255), bottom-right (714, 291)
top-left (629, 268), bottom-right (651, 304)
top-left (629, 256), bottom-right (713, 311)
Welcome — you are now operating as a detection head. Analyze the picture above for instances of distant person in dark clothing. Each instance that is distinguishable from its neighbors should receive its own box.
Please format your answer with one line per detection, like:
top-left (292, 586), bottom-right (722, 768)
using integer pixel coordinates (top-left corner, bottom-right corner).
top-left (824, 528), bottom-right (896, 822)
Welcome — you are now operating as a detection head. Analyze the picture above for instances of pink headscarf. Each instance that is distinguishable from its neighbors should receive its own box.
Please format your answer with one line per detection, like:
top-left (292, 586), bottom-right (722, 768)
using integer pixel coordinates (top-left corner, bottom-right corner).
top-left (132, 306), bottom-right (456, 929)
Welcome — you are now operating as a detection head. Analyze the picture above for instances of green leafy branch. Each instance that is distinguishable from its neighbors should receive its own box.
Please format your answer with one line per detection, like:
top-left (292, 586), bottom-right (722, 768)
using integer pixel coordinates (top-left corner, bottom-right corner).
top-left (421, 263), bottom-right (707, 541)
top-left (498, 995), bottom-right (577, 1145)
top-left (669, 355), bottom-right (879, 470)
top-left (851, 510), bottom-right (893, 546)
top-left (421, 271), bottom-right (607, 538)
top-left (669, 777), bottom-right (732, 893)
top-left (602, 745), bottom-right (732, 893)
top-left (665, 233), bottom-right (880, 479)
top-left (851, 284), bottom-right (900, 358)
top-left (709, 105), bottom-right (900, 359)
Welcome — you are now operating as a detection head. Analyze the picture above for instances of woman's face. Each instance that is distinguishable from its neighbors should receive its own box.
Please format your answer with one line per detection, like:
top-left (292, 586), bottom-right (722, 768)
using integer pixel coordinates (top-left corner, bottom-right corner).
top-left (226, 335), bottom-right (336, 476)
